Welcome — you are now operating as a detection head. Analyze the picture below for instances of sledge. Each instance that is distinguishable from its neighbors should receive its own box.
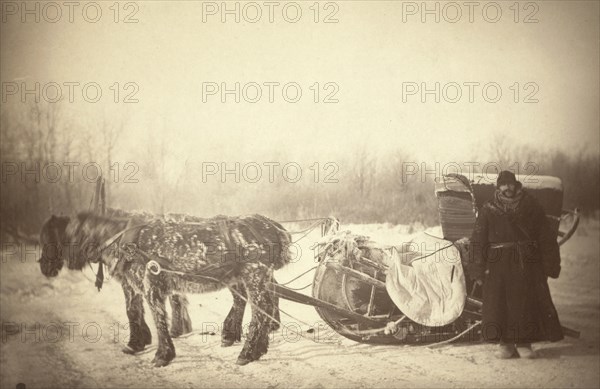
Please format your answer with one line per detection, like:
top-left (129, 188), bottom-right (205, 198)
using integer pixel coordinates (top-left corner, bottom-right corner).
top-left (270, 173), bottom-right (581, 344)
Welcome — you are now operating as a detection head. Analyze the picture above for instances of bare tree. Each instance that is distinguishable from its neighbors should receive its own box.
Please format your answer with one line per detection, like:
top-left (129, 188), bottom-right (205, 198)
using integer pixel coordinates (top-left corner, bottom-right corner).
top-left (145, 124), bottom-right (169, 214)
top-left (487, 133), bottom-right (515, 170)
top-left (94, 109), bottom-right (128, 205)
top-left (354, 145), bottom-right (376, 199)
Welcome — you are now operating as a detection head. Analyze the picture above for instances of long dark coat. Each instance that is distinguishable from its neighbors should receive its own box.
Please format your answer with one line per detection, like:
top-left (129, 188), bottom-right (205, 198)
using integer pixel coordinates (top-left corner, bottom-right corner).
top-left (469, 189), bottom-right (564, 343)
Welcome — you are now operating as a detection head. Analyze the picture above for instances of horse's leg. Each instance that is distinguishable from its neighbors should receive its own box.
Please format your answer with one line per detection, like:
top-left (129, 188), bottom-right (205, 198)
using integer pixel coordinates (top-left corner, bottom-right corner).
top-left (145, 282), bottom-right (176, 367)
top-left (121, 281), bottom-right (152, 354)
top-left (269, 278), bottom-right (280, 332)
top-left (222, 283), bottom-right (247, 347)
top-left (169, 294), bottom-right (192, 338)
top-left (237, 264), bottom-right (274, 365)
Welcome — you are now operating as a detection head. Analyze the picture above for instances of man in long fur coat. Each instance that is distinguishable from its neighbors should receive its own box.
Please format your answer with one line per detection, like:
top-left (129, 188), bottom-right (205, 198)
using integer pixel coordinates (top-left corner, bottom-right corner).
top-left (469, 171), bottom-right (564, 359)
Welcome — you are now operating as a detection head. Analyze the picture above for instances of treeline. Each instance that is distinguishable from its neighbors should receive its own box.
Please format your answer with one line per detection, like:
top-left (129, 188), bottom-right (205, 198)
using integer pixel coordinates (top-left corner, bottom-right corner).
top-left (1, 102), bottom-right (598, 239)
top-left (251, 143), bottom-right (600, 227)
top-left (1, 102), bottom-right (126, 239)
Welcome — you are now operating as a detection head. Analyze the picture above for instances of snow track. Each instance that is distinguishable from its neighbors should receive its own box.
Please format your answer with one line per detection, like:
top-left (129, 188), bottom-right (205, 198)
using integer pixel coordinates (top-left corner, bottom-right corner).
top-left (2, 222), bottom-right (599, 388)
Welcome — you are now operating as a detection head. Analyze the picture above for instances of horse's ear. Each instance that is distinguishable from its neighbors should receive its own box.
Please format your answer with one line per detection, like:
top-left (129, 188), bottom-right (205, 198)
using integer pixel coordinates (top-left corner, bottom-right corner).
top-left (46, 215), bottom-right (59, 228)
top-left (50, 215), bottom-right (70, 229)
top-left (48, 214), bottom-right (67, 222)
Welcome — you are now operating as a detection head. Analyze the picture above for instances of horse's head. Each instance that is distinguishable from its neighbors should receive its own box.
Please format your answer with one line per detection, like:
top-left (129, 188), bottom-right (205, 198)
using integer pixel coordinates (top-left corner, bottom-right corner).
top-left (39, 215), bottom-right (71, 277)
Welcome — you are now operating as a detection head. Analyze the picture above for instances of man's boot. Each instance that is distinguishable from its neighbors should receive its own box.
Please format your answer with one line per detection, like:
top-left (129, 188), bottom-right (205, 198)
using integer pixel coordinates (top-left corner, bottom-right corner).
top-left (516, 343), bottom-right (537, 359)
top-left (495, 343), bottom-right (516, 359)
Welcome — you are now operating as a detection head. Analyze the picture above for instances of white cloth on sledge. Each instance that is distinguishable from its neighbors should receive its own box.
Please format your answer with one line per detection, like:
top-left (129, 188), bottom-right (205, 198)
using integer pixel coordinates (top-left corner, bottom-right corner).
top-left (385, 232), bottom-right (467, 327)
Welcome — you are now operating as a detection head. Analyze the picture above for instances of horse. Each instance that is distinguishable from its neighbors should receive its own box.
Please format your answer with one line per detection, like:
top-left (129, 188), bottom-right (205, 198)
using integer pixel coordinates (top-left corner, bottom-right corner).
top-left (102, 208), bottom-right (281, 349)
top-left (39, 212), bottom-right (291, 366)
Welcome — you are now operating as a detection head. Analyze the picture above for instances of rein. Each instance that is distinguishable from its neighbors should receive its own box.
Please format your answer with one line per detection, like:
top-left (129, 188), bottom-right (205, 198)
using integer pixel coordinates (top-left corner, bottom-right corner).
top-left (87, 215), bottom-right (335, 292)
top-left (85, 222), bottom-right (148, 291)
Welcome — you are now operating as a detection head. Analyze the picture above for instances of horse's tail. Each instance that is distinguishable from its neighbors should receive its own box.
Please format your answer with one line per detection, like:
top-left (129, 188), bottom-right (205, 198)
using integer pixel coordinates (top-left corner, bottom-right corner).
top-left (271, 219), bottom-right (293, 270)
top-left (249, 215), bottom-right (293, 270)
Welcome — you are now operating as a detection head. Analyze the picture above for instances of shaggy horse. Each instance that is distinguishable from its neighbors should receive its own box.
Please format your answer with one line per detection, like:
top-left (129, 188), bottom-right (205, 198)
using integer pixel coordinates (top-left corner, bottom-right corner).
top-left (39, 212), bottom-right (291, 366)
top-left (102, 208), bottom-right (281, 349)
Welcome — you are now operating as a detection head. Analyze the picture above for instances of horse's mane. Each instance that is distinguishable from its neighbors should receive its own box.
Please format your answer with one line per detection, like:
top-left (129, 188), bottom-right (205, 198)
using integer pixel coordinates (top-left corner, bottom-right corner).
top-left (76, 211), bottom-right (131, 225)
top-left (105, 207), bottom-right (207, 223)
top-left (106, 207), bottom-right (156, 220)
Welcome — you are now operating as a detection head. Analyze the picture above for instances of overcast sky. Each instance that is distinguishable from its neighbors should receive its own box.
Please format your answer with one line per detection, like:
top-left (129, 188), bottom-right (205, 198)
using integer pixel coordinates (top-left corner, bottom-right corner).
top-left (1, 0), bottom-right (598, 169)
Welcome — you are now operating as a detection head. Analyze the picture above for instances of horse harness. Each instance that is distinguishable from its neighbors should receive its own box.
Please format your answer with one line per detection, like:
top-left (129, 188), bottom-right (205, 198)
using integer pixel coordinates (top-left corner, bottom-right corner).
top-left (93, 217), bottom-right (265, 290)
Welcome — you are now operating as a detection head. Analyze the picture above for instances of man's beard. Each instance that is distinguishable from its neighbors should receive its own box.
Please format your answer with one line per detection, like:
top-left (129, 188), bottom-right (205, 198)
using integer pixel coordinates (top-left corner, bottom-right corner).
top-left (502, 188), bottom-right (516, 198)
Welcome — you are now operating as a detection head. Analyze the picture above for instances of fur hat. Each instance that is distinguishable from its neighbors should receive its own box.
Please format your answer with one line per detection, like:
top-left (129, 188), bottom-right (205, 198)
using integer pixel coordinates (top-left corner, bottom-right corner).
top-left (497, 170), bottom-right (520, 187)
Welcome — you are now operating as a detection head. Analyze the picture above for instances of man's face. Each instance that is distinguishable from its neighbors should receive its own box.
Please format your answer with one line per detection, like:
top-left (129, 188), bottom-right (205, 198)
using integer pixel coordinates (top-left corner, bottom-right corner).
top-left (499, 183), bottom-right (517, 198)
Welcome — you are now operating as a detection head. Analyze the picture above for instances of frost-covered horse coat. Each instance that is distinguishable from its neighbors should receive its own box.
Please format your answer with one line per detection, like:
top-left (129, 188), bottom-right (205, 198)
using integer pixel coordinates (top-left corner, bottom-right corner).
top-left (40, 212), bottom-right (291, 366)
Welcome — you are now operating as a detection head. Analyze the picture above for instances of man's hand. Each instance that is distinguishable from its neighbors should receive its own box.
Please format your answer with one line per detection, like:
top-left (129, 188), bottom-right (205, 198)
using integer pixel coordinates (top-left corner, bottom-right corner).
top-left (471, 269), bottom-right (488, 287)
top-left (468, 265), bottom-right (486, 285)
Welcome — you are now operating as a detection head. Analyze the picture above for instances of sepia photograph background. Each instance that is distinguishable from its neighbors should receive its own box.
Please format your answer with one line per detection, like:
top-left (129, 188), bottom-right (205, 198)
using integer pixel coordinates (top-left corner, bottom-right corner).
top-left (1, 1), bottom-right (599, 388)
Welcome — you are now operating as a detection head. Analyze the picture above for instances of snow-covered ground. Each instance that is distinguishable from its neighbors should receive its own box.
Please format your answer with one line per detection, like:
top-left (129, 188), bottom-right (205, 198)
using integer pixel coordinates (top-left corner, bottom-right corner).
top-left (1, 219), bottom-right (598, 388)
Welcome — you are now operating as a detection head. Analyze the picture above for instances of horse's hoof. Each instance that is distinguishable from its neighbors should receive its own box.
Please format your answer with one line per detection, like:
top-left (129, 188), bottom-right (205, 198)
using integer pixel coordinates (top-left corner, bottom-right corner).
top-left (171, 327), bottom-right (193, 338)
top-left (122, 345), bottom-right (143, 355)
top-left (221, 339), bottom-right (235, 347)
top-left (236, 357), bottom-right (253, 366)
top-left (151, 353), bottom-right (174, 367)
top-left (153, 358), bottom-right (171, 368)
top-left (269, 324), bottom-right (280, 332)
